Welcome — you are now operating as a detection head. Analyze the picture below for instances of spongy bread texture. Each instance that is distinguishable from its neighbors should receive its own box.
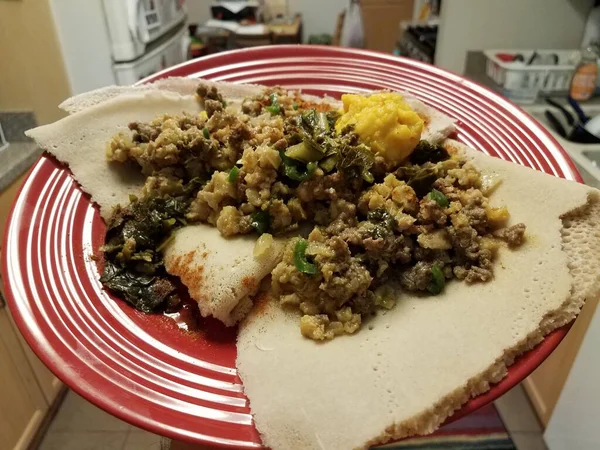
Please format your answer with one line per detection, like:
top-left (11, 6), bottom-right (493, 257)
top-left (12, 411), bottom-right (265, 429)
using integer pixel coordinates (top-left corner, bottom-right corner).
top-left (26, 90), bottom-right (201, 220)
top-left (59, 78), bottom-right (264, 114)
top-left (163, 225), bottom-right (284, 326)
top-left (236, 140), bottom-right (600, 450)
top-left (26, 88), bottom-right (280, 326)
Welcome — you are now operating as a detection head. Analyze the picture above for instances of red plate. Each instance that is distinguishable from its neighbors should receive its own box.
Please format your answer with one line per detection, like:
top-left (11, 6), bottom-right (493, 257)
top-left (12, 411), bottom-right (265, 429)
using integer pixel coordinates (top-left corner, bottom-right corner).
top-left (2, 46), bottom-right (581, 448)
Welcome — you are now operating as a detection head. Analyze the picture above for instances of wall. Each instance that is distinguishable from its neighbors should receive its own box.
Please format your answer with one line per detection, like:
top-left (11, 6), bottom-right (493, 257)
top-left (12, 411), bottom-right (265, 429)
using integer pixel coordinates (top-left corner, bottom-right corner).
top-left (186, 0), bottom-right (348, 40)
top-left (0, 0), bottom-right (71, 124)
top-left (435, 0), bottom-right (595, 74)
top-left (187, 0), bottom-right (212, 25)
top-left (288, 0), bottom-right (347, 39)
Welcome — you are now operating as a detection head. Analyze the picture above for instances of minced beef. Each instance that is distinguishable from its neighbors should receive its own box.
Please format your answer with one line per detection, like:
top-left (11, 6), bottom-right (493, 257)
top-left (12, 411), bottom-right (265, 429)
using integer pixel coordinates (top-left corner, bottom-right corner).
top-left (494, 223), bottom-right (526, 246)
top-left (105, 82), bottom-right (528, 341)
top-left (400, 261), bottom-right (436, 291)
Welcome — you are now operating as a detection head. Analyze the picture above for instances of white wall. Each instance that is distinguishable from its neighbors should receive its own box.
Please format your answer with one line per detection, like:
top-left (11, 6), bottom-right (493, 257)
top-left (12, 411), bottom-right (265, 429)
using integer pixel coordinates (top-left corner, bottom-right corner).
top-left (288, 0), bottom-right (347, 39)
top-left (435, 0), bottom-right (595, 74)
top-left (544, 303), bottom-right (600, 450)
top-left (186, 0), bottom-right (348, 40)
top-left (187, 0), bottom-right (211, 25)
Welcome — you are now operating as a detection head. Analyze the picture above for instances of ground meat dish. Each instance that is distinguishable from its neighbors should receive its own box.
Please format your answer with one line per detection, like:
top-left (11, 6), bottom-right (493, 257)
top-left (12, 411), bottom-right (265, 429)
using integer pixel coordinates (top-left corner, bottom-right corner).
top-left (103, 84), bottom-right (526, 340)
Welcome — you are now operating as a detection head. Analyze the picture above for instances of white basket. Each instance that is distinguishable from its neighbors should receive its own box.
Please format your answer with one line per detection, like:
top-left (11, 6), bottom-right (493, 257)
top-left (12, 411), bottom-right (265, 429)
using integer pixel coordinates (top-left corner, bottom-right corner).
top-left (484, 49), bottom-right (578, 102)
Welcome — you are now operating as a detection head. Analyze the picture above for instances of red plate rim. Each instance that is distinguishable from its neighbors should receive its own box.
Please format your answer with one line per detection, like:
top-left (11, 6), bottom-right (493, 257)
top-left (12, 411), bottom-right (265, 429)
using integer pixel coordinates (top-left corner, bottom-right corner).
top-left (2, 45), bottom-right (581, 447)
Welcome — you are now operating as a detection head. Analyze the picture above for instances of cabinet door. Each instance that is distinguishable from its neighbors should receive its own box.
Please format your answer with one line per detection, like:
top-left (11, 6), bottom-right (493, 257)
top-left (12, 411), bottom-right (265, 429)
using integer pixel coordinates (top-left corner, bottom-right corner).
top-left (7, 310), bottom-right (63, 405)
top-left (0, 308), bottom-right (48, 450)
top-left (523, 295), bottom-right (600, 426)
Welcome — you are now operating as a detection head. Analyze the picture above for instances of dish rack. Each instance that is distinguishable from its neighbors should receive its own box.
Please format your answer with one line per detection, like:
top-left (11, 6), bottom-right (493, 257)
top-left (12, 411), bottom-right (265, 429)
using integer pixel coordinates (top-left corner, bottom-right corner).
top-left (484, 49), bottom-right (578, 103)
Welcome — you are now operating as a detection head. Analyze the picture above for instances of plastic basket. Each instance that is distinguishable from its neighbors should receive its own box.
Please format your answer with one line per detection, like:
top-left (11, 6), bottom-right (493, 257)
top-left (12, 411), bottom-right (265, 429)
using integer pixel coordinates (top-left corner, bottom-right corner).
top-left (483, 49), bottom-right (578, 103)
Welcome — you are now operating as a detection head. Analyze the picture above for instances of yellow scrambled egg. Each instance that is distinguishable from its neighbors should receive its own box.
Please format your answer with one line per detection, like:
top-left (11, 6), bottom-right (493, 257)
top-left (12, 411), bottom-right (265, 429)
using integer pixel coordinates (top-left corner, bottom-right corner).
top-left (335, 92), bottom-right (424, 163)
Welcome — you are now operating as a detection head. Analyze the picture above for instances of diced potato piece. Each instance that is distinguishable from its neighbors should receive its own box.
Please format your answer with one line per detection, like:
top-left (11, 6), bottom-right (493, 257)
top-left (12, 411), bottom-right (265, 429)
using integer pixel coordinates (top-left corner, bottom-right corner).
top-left (417, 229), bottom-right (452, 250)
top-left (300, 314), bottom-right (330, 340)
top-left (486, 206), bottom-right (510, 227)
top-left (480, 237), bottom-right (501, 256)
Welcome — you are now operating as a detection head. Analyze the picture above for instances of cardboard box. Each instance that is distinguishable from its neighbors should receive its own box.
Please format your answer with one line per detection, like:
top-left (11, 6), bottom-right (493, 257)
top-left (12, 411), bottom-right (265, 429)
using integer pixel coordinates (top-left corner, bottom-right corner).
top-left (360, 0), bottom-right (414, 53)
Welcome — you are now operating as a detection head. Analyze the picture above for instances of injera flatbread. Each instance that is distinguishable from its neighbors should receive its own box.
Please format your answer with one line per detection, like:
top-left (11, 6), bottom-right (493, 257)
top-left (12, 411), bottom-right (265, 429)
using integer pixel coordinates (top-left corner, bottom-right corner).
top-left (34, 80), bottom-right (456, 325)
top-left (25, 89), bottom-right (283, 326)
top-left (58, 78), bottom-right (456, 145)
top-left (236, 140), bottom-right (600, 450)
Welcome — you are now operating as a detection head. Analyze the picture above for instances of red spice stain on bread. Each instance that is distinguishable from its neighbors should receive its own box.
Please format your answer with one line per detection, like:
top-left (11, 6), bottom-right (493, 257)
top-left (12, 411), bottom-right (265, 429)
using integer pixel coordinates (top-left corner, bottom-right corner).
top-left (242, 276), bottom-right (258, 292)
top-left (242, 291), bottom-right (272, 328)
top-left (166, 250), bottom-right (206, 297)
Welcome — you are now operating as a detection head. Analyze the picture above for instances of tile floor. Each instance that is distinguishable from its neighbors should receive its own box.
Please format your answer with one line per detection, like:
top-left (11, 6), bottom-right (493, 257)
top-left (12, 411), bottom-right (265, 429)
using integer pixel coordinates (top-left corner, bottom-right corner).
top-left (38, 383), bottom-right (546, 450)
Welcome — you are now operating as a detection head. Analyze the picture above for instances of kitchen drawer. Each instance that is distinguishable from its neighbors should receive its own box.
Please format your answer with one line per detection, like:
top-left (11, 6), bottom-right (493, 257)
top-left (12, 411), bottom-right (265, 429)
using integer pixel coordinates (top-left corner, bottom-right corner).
top-left (0, 308), bottom-right (48, 450)
top-left (0, 171), bottom-right (64, 449)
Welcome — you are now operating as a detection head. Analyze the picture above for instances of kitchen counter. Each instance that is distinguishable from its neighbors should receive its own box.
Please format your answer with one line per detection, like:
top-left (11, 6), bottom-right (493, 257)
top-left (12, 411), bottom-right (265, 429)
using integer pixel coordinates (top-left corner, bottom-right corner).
top-left (563, 151), bottom-right (600, 188)
top-left (0, 142), bottom-right (42, 193)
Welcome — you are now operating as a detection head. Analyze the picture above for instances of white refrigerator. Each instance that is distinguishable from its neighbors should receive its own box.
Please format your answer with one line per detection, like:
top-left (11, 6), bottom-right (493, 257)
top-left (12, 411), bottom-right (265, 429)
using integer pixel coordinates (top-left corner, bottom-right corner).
top-left (49, 0), bottom-right (189, 94)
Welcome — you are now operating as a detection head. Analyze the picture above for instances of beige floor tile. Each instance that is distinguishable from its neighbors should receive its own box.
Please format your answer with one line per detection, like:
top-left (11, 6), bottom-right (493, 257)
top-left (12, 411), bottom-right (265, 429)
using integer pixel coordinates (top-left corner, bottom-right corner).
top-left (38, 431), bottom-right (128, 450)
top-left (494, 384), bottom-right (543, 433)
top-left (123, 428), bottom-right (166, 450)
top-left (48, 390), bottom-right (131, 432)
top-left (510, 431), bottom-right (548, 450)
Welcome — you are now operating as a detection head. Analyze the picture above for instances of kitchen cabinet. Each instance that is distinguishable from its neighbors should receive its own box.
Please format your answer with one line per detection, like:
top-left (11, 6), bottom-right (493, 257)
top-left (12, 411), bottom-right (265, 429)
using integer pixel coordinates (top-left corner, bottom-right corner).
top-left (523, 292), bottom-right (599, 427)
top-left (519, 106), bottom-right (600, 427)
top-left (0, 173), bottom-right (64, 450)
top-left (543, 294), bottom-right (600, 449)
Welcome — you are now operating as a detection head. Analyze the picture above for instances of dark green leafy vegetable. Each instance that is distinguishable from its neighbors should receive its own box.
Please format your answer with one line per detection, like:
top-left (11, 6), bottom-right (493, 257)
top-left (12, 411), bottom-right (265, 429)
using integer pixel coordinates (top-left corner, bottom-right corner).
top-left (203, 127), bottom-right (210, 139)
top-left (285, 141), bottom-right (323, 163)
top-left (228, 166), bottom-right (240, 182)
top-left (99, 174), bottom-right (205, 313)
top-left (405, 167), bottom-right (439, 198)
top-left (336, 143), bottom-right (375, 182)
top-left (100, 261), bottom-right (177, 313)
top-left (293, 239), bottom-right (317, 275)
top-left (296, 109), bottom-right (339, 154)
top-left (316, 111), bottom-right (330, 133)
top-left (279, 150), bottom-right (318, 181)
top-left (427, 188), bottom-right (449, 207)
top-left (100, 195), bottom-right (193, 312)
top-left (183, 176), bottom-right (207, 196)
top-left (367, 208), bottom-right (397, 238)
top-left (409, 141), bottom-right (449, 165)
top-left (319, 155), bottom-right (338, 172)
top-left (427, 264), bottom-right (445, 295)
top-left (251, 210), bottom-right (271, 234)
top-left (301, 110), bottom-right (331, 136)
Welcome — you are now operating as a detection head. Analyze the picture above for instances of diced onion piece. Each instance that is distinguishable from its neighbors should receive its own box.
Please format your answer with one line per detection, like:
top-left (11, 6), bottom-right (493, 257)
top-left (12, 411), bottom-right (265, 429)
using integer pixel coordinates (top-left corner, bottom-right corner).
top-left (253, 233), bottom-right (274, 258)
top-left (481, 171), bottom-right (502, 195)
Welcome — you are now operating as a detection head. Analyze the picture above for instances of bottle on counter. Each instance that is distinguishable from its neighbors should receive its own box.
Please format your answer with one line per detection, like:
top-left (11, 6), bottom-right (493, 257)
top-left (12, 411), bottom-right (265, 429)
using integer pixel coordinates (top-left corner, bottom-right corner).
top-left (569, 45), bottom-right (599, 102)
